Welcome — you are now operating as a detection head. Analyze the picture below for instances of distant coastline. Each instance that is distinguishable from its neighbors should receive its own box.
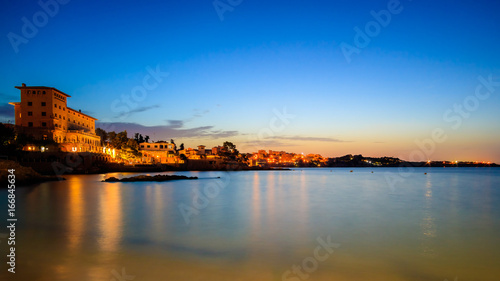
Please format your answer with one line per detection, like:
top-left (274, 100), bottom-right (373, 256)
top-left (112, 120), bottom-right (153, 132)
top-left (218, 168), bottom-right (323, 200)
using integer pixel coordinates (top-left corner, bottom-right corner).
top-left (2, 157), bottom-right (498, 186)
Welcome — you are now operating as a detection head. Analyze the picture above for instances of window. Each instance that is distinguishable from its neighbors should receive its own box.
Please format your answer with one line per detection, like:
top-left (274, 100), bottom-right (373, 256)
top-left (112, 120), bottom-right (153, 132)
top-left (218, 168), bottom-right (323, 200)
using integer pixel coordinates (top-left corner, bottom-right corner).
top-left (59, 106), bottom-right (61, 109)
top-left (147, 145), bottom-right (150, 148)
top-left (42, 91), bottom-right (46, 95)
top-left (28, 90), bottom-right (31, 94)
top-left (41, 102), bottom-right (46, 106)
top-left (63, 117), bottom-right (65, 120)
top-left (160, 145), bottom-right (164, 149)
top-left (154, 145), bottom-right (158, 148)
top-left (42, 122), bottom-right (47, 127)
top-left (28, 102), bottom-right (32, 106)
top-left (28, 111), bottom-right (33, 116)
top-left (54, 104), bottom-right (57, 108)
top-left (141, 145), bottom-right (144, 148)
top-left (41, 112), bottom-right (46, 116)
top-left (28, 122), bottom-right (33, 127)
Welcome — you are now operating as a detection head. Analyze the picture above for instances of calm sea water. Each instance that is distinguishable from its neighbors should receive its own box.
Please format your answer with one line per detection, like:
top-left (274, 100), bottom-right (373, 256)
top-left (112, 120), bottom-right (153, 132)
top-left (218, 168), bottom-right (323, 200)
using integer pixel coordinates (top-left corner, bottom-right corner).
top-left (1, 167), bottom-right (500, 281)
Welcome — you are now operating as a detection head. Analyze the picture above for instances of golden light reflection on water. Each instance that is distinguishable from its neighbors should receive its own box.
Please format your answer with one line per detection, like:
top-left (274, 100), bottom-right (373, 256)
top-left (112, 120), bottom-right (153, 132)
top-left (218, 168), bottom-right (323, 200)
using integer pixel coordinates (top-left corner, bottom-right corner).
top-left (98, 184), bottom-right (123, 252)
top-left (266, 172), bottom-right (276, 236)
top-left (67, 178), bottom-right (84, 251)
top-left (83, 182), bottom-right (126, 280)
top-left (298, 171), bottom-right (309, 239)
top-left (147, 183), bottom-right (172, 243)
top-left (251, 172), bottom-right (261, 238)
top-left (420, 175), bottom-right (436, 257)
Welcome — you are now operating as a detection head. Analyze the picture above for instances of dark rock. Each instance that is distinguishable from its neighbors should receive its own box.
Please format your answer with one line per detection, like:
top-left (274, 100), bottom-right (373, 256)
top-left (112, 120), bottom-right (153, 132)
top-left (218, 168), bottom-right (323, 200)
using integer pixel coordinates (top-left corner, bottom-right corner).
top-left (102, 174), bottom-right (198, 182)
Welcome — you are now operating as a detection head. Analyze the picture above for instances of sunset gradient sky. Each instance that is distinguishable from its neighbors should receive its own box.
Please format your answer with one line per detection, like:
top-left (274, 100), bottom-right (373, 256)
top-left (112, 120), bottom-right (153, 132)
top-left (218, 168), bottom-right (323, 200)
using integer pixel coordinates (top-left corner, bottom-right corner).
top-left (1, 0), bottom-right (499, 162)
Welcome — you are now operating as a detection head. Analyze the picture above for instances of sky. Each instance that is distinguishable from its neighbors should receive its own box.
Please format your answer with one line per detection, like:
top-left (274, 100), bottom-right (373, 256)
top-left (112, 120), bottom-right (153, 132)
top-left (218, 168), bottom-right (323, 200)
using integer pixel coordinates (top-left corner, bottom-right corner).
top-left (1, 0), bottom-right (499, 162)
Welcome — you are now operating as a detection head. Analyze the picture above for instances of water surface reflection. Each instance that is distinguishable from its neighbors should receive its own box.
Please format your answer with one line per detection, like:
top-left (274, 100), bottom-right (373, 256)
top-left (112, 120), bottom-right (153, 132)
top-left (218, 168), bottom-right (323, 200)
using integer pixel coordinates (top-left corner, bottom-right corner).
top-left (1, 168), bottom-right (499, 280)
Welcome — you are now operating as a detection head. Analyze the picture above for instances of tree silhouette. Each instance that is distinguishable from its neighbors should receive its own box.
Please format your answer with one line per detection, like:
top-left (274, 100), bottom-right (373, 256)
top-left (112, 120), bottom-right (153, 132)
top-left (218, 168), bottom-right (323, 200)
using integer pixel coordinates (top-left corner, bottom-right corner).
top-left (170, 139), bottom-right (177, 151)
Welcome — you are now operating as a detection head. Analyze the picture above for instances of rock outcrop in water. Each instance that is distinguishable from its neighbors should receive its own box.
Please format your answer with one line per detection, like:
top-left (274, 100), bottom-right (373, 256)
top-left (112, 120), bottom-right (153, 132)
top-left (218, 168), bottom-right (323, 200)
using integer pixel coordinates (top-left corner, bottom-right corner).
top-left (102, 174), bottom-right (198, 182)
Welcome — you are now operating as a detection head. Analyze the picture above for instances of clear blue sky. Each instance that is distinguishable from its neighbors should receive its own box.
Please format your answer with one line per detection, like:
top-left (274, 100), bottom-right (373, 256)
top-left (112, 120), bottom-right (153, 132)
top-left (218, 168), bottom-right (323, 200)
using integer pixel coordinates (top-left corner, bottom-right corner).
top-left (1, 0), bottom-right (499, 162)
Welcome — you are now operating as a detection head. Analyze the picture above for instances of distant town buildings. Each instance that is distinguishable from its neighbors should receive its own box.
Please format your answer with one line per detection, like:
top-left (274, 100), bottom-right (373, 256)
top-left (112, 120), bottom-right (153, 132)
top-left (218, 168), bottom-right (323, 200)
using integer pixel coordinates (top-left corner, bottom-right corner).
top-left (138, 142), bottom-right (225, 166)
top-left (248, 150), bottom-right (328, 167)
top-left (10, 84), bottom-right (101, 153)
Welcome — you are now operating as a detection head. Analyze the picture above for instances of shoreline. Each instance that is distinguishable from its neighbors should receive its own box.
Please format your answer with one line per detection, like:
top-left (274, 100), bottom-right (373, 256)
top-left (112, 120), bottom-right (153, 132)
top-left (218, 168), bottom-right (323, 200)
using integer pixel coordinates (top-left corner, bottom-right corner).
top-left (2, 159), bottom-right (498, 186)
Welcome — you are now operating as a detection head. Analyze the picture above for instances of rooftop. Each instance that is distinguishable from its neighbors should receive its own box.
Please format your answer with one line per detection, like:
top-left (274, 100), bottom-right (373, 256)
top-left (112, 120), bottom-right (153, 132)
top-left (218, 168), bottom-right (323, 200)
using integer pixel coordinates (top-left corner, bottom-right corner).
top-left (15, 84), bottom-right (71, 97)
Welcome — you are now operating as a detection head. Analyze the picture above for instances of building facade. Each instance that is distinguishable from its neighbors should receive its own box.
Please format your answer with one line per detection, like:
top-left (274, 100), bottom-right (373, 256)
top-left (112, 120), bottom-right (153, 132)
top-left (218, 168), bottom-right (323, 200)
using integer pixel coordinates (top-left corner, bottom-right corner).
top-left (9, 84), bottom-right (101, 152)
top-left (139, 141), bottom-right (182, 164)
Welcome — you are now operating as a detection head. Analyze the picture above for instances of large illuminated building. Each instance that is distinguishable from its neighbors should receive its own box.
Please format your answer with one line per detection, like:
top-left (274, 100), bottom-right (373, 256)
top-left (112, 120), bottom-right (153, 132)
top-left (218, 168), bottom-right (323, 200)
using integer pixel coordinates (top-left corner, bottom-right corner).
top-left (9, 84), bottom-right (101, 152)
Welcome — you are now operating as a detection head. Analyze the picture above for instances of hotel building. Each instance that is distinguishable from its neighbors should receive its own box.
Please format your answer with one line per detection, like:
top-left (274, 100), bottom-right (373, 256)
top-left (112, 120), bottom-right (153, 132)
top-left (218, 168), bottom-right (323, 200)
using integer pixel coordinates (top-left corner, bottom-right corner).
top-left (9, 84), bottom-right (101, 152)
